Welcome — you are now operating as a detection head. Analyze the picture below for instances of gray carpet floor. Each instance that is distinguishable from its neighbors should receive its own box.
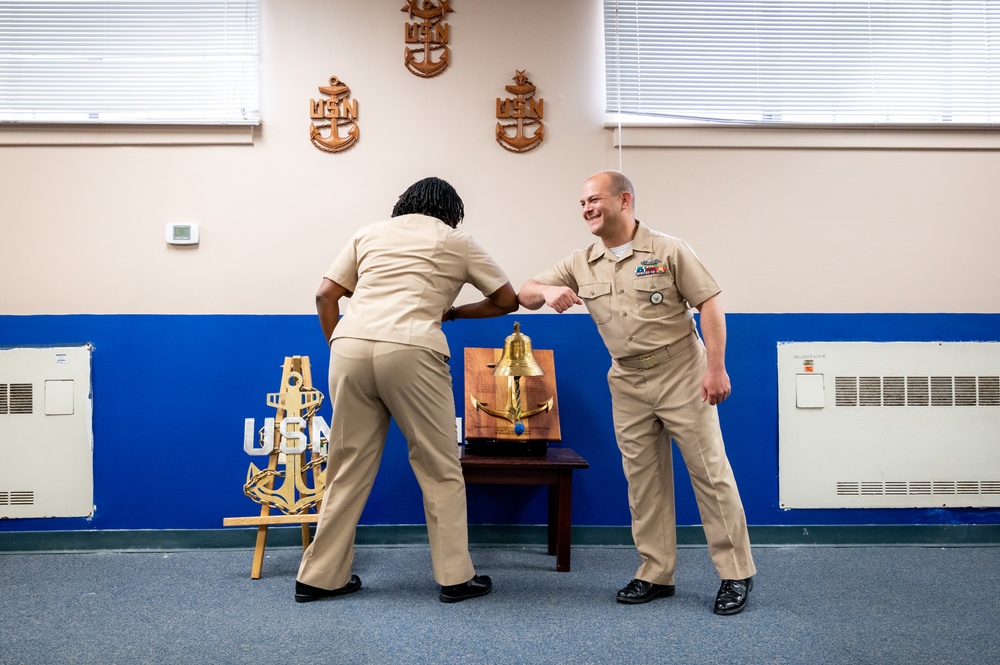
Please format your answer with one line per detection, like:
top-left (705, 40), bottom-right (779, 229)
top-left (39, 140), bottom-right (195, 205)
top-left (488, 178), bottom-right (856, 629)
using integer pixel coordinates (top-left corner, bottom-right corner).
top-left (2, 544), bottom-right (998, 664)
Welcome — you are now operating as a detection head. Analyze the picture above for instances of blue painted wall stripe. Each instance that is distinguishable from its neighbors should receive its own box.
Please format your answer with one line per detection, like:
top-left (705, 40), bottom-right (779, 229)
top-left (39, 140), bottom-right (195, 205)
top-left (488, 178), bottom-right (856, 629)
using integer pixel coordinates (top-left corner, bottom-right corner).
top-left (2, 313), bottom-right (998, 533)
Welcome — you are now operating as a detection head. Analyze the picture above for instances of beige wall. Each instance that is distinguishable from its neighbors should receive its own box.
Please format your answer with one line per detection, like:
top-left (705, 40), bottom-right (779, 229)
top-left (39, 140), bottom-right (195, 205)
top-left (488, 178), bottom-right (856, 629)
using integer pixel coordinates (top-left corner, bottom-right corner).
top-left (2, 0), bottom-right (998, 315)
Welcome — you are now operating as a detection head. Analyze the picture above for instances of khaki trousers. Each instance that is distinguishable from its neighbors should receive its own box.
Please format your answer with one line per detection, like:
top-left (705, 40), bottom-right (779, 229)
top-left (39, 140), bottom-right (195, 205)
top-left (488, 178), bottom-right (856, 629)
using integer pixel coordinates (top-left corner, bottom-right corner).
top-left (297, 338), bottom-right (476, 589)
top-left (608, 335), bottom-right (756, 585)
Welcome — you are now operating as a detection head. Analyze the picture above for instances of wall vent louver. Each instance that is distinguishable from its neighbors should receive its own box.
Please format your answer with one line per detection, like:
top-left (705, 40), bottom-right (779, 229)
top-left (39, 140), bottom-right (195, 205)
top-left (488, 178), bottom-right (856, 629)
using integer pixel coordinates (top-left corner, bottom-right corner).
top-left (834, 375), bottom-right (1000, 407)
top-left (0, 383), bottom-right (34, 414)
top-left (779, 342), bottom-right (1000, 509)
top-left (0, 491), bottom-right (34, 506)
top-left (836, 480), bottom-right (1000, 497)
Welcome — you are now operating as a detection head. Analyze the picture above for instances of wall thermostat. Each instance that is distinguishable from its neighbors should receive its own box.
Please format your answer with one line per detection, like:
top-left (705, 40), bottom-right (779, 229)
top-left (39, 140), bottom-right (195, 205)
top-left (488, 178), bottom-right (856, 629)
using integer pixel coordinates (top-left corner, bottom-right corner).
top-left (166, 223), bottom-right (199, 245)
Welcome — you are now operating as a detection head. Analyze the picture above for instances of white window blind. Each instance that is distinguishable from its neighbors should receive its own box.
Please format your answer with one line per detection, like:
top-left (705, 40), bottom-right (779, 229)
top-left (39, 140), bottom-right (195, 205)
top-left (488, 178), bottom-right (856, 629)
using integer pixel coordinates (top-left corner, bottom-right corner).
top-left (0, 0), bottom-right (260, 125)
top-left (605, 1), bottom-right (1000, 126)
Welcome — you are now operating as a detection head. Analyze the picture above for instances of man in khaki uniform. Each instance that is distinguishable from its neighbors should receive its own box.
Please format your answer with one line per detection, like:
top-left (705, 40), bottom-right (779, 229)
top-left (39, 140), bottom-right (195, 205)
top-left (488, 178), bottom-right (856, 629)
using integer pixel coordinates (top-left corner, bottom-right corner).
top-left (519, 171), bottom-right (756, 615)
top-left (296, 177), bottom-right (517, 604)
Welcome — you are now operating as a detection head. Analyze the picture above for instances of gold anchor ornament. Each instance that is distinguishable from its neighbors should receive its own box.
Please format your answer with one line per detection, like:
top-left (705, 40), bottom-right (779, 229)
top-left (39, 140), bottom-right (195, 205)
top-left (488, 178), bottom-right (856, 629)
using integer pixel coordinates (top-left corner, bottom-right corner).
top-left (243, 357), bottom-right (328, 515)
top-left (496, 70), bottom-right (545, 153)
top-left (464, 323), bottom-right (560, 455)
top-left (471, 322), bottom-right (552, 433)
top-left (402, 0), bottom-right (453, 78)
top-left (309, 76), bottom-right (360, 153)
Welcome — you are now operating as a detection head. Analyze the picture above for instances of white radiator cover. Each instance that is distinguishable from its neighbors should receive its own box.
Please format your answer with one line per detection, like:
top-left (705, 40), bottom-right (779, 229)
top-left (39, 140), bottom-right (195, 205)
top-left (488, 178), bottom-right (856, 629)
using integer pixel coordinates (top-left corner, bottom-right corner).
top-left (0, 345), bottom-right (94, 518)
top-left (778, 342), bottom-right (1000, 509)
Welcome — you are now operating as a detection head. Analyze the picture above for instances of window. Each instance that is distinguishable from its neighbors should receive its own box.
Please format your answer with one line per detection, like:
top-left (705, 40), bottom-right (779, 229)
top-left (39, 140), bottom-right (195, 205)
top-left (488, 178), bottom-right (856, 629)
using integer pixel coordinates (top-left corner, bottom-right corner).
top-left (0, 0), bottom-right (260, 125)
top-left (605, 0), bottom-right (1000, 127)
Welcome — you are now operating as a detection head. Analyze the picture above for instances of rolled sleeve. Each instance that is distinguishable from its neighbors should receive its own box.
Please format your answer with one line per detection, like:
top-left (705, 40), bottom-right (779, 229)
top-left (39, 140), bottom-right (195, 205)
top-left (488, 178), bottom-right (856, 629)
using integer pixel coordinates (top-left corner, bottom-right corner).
top-left (671, 240), bottom-right (721, 308)
top-left (532, 253), bottom-right (582, 293)
top-left (324, 237), bottom-right (360, 293)
top-left (466, 236), bottom-right (510, 295)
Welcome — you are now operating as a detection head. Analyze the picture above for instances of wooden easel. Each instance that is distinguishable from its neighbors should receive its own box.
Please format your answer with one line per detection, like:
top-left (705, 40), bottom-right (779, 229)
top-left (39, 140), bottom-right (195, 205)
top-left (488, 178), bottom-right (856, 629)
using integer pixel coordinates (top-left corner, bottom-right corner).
top-left (223, 356), bottom-right (327, 579)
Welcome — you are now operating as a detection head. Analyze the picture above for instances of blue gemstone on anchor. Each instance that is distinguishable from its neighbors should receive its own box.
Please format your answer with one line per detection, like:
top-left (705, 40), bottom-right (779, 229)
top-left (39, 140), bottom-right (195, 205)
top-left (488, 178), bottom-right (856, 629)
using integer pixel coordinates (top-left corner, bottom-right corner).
top-left (514, 422), bottom-right (525, 435)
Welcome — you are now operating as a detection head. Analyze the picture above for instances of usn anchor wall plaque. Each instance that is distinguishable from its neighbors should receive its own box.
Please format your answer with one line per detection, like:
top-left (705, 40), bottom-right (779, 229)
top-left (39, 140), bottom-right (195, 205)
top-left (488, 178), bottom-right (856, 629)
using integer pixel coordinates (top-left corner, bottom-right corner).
top-left (309, 76), bottom-right (360, 153)
top-left (402, 0), bottom-right (453, 78)
top-left (496, 69), bottom-right (544, 153)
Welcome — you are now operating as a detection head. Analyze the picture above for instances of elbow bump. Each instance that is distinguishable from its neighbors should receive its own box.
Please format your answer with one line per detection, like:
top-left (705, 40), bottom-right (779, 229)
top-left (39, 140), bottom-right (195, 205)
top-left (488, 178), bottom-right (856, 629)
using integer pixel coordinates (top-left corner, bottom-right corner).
top-left (497, 296), bottom-right (519, 314)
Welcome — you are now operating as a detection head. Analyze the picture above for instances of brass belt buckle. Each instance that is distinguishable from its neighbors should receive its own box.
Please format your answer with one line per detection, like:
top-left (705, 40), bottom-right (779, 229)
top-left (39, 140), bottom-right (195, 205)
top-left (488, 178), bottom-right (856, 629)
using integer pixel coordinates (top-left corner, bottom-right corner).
top-left (637, 353), bottom-right (657, 370)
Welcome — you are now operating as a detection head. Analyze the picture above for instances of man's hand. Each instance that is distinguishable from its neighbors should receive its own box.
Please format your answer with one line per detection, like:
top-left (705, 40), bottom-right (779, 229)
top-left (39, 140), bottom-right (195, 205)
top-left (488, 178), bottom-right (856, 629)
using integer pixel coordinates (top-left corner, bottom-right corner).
top-left (518, 279), bottom-right (583, 312)
top-left (701, 367), bottom-right (731, 405)
top-left (542, 285), bottom-right (583, 313)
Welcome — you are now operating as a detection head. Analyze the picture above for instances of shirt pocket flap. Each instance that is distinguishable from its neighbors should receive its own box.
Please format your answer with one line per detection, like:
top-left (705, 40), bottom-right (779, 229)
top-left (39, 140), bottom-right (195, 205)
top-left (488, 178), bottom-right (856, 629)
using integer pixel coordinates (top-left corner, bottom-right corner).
top-left (634, 275), bottom-right (673, 293)
top-left (578, 282), bottom-right (611, 299)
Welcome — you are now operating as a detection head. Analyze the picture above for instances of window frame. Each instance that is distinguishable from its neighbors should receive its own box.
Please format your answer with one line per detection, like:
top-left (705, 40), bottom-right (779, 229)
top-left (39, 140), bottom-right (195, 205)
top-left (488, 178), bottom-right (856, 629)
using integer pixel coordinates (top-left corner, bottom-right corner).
top-left (604, 0), bottom-right (1000, 148)
top-left (0, 0), bottom-right (261, 145)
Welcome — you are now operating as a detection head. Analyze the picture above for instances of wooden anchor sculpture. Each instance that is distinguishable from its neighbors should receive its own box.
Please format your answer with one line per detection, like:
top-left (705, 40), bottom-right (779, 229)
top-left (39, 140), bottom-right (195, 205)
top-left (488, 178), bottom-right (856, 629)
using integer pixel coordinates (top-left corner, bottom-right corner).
top-left (243, 359), bottom-right (327, 515)
top-left (223, 356), bottom-right (329, 579)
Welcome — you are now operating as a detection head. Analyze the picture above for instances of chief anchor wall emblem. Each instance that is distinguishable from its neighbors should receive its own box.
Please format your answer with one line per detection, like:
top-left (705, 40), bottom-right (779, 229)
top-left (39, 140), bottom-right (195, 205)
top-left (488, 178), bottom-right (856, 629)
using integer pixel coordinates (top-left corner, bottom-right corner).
top-left (309, 76), bottom-right (359, 153)
top-left (402, 0), bottom-right (453, 78)
top-left (496, 70), bottom-right (544, 153)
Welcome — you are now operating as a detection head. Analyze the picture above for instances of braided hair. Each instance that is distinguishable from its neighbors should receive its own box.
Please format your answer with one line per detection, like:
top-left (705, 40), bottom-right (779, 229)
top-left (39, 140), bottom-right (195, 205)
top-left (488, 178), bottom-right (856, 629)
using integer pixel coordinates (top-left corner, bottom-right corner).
top-left (391, 177), bottom-right (465, 228)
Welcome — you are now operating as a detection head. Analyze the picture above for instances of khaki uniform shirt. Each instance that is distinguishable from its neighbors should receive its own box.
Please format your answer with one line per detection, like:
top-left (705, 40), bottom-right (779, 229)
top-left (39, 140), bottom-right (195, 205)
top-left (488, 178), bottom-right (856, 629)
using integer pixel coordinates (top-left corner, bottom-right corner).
top-left (325, 213), bottom-right (510, 358)
top-left (532, 222), bottom-right (720, 359)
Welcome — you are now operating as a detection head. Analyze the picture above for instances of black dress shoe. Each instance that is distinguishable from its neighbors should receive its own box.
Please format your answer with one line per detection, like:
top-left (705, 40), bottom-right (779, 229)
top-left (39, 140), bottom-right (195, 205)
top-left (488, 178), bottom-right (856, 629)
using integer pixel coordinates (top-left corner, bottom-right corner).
top-left (439, 574), bottom-right (492, 603)
top-left (295, 574), bottom-right (362, 603)
top-left (713, 577), bottom-right (753, 615)
top-left (616, 578), bottom-right (676, 604)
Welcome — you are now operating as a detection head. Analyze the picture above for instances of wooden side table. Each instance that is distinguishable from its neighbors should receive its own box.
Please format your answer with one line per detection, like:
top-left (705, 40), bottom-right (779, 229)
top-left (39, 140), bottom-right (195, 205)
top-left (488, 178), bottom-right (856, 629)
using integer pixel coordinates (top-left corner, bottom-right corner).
top-left (460, 446), bottom-right (589, 572)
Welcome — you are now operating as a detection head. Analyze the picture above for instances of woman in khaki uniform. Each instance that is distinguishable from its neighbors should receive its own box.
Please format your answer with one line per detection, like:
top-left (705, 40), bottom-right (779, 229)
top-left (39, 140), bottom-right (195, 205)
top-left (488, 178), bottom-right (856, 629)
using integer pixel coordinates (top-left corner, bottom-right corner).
top-left (296, 177), bottom-right (517, 604)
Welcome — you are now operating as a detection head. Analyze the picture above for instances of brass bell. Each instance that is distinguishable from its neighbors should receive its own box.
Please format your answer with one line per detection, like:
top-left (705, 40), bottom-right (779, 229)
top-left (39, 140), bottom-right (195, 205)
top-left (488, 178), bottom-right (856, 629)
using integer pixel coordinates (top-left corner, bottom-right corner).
top-left (493, 322), bottom-right (545, 377)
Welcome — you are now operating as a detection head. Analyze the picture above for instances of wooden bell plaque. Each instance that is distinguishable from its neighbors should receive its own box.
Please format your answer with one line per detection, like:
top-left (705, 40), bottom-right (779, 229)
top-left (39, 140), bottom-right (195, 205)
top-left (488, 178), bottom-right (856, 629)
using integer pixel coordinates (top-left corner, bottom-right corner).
top-left (463, 347), bottom-right (561, 442)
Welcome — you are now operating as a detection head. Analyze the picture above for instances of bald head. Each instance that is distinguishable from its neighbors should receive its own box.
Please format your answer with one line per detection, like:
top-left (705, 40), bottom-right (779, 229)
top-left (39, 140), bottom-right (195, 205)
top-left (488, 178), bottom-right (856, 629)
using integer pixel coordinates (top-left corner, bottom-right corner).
top-left (591, 170), bottom-right (635, 210)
